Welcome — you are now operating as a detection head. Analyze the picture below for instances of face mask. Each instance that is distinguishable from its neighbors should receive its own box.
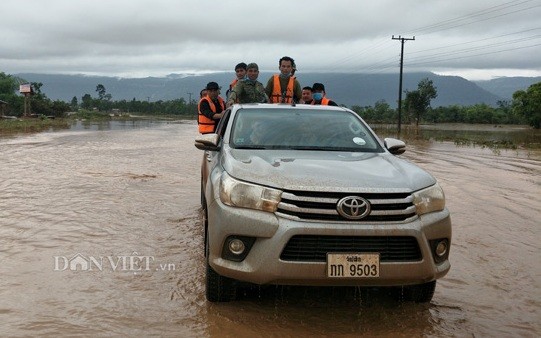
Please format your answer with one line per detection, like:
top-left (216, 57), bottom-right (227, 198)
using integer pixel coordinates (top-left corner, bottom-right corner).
top-left (313, 93), bottom-right (323, 101)
top-left (279, 73), bottom-right (291, 79)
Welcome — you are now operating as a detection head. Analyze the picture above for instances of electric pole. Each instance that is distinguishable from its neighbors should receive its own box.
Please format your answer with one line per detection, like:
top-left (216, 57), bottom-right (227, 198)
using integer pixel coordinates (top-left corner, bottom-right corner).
top-left (392, 35), bottom-right (415, 134)
top-left (187, 92), bottom-right (193, 105)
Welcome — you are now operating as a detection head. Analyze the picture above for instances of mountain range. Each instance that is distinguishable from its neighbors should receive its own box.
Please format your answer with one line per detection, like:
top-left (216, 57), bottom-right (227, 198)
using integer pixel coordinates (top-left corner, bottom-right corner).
top-left (14, 72), bottom-right (541, 108)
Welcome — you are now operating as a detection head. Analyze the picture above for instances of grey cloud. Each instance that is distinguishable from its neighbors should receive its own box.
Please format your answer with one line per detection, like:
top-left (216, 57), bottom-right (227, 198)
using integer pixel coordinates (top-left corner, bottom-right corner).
top-left (1, 0), bottom-right (540, 80)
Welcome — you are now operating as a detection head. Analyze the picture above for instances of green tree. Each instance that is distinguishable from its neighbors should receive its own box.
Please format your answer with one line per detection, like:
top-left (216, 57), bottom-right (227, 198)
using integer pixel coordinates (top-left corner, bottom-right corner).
top-left (96, 84), bottom-right (106, 100)
top-left (70, 96), bottom-right (78, 110)
top-left (512, 82), bottom-right (541, 129)
top-left (464, 104), bottom-right (494, 124)
top-left (404, 78), bottom-right (437, 126)
top-left (31, 82), bottom-right (44, 96)
top-left (351, 100), bottom-right (395, 124)
top-left (0, 72), bottom-right (21, 115)
top-left (51, 100), bottom-right (70, 117)
top-left (95, 84), bottom-right (112, 111)
top-left (81, 93), bottom-right (93, 109)
top-left (0, 72), bottom-right (18, 95)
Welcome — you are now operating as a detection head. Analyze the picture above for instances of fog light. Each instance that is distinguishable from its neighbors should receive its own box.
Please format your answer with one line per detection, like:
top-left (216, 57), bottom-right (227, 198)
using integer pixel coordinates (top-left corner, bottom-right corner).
top-left (429, 238), bottom-right (450, 264)
top-left (222, 235), bottom-right (255, 262)
top-left (435, 240), bottom-right (448, 257)
top-left (228, 239), bottom-right (245, 255)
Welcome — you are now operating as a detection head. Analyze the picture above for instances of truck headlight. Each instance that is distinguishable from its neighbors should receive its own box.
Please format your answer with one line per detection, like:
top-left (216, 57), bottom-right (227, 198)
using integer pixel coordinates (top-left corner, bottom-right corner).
top-left (219, 172), bottom-right (282, 212)
top-left (413, 183), bottom-right (446, 215)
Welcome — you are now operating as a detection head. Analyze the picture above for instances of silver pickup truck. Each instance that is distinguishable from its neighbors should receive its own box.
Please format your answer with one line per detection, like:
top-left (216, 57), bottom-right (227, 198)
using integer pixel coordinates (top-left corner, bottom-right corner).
top-left (195, 103), bottom-right (451, 303)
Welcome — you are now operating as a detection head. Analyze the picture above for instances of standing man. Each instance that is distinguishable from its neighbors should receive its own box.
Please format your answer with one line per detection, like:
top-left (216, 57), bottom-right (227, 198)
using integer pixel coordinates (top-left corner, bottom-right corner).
top-left (226, 62), bottom-right (247, 102)
top-left (226, 63), bottom-right (268, 107)
top-left (301, 86), bottom-right (313, 104)
top-left (198, 82), bottom-right (225, 134)
top-left (311, 83), bottom-right (338, 106)
top-left (266, 56), bottom-right (302, 103)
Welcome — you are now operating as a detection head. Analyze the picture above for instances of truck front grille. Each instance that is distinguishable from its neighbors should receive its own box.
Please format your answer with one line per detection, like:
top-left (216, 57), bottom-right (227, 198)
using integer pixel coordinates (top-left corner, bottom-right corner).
top-left (276, 190), bottom-right (417, 223)
top-left (280, 235), bottom-right (422, 262)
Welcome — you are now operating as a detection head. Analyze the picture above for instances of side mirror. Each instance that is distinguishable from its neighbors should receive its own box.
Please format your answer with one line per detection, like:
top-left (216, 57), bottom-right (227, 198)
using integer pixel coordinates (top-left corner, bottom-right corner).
top-left (194, 134), bottom-right (220, 151)
top-left (384, 137), bottom-right (406, 155)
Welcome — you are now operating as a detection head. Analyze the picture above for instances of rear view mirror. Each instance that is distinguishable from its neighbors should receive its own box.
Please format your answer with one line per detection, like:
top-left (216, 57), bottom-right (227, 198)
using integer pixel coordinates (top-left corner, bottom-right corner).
top-left (384, 137), bottom-right (406, 155)
top-left (195, 134), bottom-right (220, 151)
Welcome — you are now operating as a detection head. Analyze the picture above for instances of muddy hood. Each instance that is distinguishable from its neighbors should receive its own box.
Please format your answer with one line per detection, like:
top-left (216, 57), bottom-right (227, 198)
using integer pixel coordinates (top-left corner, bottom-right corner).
top-left (222, 147), bottom-right (436, 192)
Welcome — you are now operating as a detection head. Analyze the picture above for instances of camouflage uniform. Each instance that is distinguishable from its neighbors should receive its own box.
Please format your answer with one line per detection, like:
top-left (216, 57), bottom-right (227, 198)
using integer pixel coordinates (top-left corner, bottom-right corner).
top-left (227, 79), bottom-right (269, 105)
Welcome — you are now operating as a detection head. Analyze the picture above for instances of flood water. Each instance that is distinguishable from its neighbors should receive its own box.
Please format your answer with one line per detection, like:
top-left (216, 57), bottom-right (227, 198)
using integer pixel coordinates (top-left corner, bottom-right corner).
top-left (1, 121), bottom-right (539, 337)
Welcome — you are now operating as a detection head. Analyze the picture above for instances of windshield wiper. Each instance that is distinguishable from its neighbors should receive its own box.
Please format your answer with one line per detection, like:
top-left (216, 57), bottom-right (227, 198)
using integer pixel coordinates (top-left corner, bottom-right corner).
top-left (286, 146), bottom-right (331, 151)
top-left (233, 145), bottom-right (268, 149)
top-left (287, 146), bottom-right (364, 151)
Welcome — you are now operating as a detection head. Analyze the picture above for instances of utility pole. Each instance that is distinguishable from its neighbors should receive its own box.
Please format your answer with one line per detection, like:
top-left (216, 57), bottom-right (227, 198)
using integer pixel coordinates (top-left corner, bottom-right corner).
top-left (392, 35), bottom-right (415, 134)
top-left (187, 92), bottom-right (193, 105)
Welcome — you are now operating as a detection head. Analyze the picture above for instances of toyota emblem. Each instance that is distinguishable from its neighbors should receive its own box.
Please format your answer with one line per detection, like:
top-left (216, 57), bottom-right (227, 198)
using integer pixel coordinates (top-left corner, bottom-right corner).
top-left (337, 196), bottom-right (371, 220)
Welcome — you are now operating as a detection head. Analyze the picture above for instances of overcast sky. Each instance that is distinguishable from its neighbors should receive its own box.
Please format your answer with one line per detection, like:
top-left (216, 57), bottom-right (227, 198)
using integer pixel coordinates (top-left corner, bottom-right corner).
top-left (1, 0), bottom-right (540, 80)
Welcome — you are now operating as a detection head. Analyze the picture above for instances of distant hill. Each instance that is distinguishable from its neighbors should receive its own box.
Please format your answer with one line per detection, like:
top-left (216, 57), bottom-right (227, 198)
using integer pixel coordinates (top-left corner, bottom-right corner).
top-left (474, 76), bottom-right (541, 101)
top-left (15, 71), bottom-right (535, 108)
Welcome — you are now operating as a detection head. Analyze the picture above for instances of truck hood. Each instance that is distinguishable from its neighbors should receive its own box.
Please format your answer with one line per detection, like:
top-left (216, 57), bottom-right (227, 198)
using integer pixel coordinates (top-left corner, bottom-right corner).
top-left (221, 147), bottom-right (436, 192)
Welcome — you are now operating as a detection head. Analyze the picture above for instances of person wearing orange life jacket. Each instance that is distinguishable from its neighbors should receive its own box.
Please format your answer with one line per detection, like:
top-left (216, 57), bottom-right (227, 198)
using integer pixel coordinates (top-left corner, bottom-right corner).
top-left (198, 82), bottom-right (225, 134)
top-left (199, 88), bottom-right (207, 99)
top-left (226, 62), bottom-right (247, 103)
top-left (265, 56), bottom-right (302, 103)
top-left (311, 82), bottom-right (338, 106)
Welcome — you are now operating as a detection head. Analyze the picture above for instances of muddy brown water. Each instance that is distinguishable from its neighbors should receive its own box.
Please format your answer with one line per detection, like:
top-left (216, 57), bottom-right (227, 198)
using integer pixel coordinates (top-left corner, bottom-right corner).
top-left (1, 121), bottom-right (539, 337)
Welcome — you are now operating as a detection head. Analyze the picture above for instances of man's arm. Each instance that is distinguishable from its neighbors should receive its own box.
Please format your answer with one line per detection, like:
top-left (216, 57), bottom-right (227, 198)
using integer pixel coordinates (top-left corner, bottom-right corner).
top-left (265, 76), bottom-right (274, 99)
top-left (200, 100), bottom-right (218, 119)
top-left (293, 79), bottom-right (303, 103)
top-left (254, 81), bottom-right (270, 103)
top-left (226, 82), bottom-right (242, 107)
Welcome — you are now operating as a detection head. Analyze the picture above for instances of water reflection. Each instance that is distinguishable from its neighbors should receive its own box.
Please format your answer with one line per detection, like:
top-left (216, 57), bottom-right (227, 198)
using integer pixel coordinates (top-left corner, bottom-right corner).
top-left (373, 124), bottom-right (541, 150)
top-left (70, 119), bottom-right (177, 131)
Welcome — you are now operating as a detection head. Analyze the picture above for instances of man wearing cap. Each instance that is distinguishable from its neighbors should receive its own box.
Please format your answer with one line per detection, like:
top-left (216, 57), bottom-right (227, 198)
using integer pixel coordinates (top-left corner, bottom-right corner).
top-left (227, 63), bottom-right (268, 107)
top-left (198, 82), bottom-right (225, 134)
top-left (226, 62), bottom-right (247, 103)
top-left (266, 56), bottom-right (302, 104)
top-left (311, 82), bottom-right (338, 106)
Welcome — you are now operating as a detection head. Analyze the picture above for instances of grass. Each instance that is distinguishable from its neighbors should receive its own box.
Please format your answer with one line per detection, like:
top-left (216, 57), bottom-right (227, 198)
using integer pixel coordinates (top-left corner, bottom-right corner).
top-left (0, 117), bottom-right (71, 135)
top-left (372, 123), bottom-right (541, 151)
top-left (0, 111), bottom-right (195, 136)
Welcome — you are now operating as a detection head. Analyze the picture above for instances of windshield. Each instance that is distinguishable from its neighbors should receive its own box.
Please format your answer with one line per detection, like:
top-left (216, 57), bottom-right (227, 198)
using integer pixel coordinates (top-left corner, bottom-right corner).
top-left (229, 108), bottom-right (383, 152)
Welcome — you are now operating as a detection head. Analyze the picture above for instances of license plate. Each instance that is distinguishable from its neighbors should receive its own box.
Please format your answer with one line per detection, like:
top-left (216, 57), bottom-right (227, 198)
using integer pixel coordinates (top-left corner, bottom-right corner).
top-left (327, 253), bottom-right (380, 278)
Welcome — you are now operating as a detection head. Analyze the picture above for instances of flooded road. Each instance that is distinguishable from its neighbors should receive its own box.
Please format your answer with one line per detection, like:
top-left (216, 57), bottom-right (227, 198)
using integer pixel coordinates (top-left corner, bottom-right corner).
top-left (1, 121), bottom-right (539, 337)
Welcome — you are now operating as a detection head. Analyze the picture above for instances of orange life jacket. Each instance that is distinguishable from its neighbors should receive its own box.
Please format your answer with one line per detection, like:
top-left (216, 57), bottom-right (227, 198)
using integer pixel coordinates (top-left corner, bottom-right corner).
top-left (311, 97), bottom-right (331, 105)
top-left (229, 79), bottom-right (238, 91)
top-left (198, 96), bottom-right (225, 134)
top-left (270, 74), bottom-right (295, 103)
top-left (228, 78), bottom-right (240, 103)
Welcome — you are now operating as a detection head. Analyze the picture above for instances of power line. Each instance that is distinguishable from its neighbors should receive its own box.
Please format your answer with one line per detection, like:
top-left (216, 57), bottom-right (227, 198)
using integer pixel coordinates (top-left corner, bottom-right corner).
top-left (406, 42), bottom-right (541, 67)
top-left (324, 0), bottom-right (540, 75)
top-left (408, 35), bottom-right (541, 64)
top-left (408, 27), bottom-right (541, 55)
top-left (406, 0), bottom-right (539, 35)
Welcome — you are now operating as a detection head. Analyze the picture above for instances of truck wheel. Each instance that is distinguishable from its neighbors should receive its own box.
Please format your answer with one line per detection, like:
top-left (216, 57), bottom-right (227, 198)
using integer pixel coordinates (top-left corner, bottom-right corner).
top-left (406, 280), bottom-right (436, 303)
top-left (201, 188), bottom-right (208, 257)
top-left (205, 236), bottom-right (236, 302)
